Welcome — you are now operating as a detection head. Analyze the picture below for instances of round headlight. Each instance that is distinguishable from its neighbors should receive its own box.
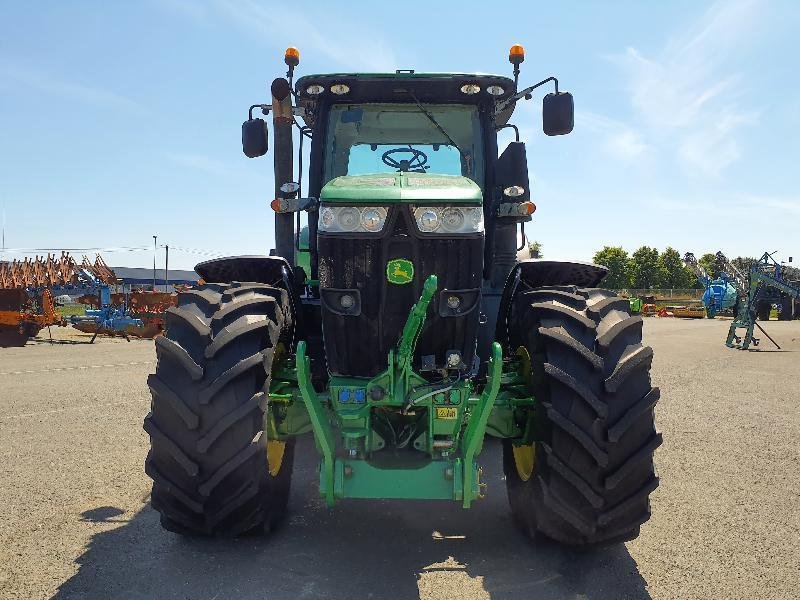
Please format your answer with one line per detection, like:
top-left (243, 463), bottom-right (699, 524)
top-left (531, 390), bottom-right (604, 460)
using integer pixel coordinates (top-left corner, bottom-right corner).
top-left (340, 294), bottom-right (355, 309)
top-left (460, 84), bottom-right (481, 95)
top-left (336, 207), bottom-right (361, 231)
top-left (486, 85), bottom-right (505, 96)
top-left (305, 84), bottom-right (324, 95)
top-left (441, 208), bottom-right (465, 232)
top-left (467, 208), bottom-right (483, 231)
top-left (415, 207), bottom-right (441, 232)
top-left (330, 84), bottom-right (350, 95)
top-left (446, 295), bottom-right (461, 309)
top-left (504, 185), bottom-right (525, 197)
top-left (319, 206), bottom-right (336, 229)
top-left (361, 207), bottom-right (386, 232)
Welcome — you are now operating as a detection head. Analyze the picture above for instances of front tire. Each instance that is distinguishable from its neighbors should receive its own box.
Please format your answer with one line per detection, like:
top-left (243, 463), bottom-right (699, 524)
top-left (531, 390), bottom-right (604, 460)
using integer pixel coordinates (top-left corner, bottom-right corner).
top-left (144, 282), bottom-right (295, 536)
top-left (502, 285), bottom-right (661, 546)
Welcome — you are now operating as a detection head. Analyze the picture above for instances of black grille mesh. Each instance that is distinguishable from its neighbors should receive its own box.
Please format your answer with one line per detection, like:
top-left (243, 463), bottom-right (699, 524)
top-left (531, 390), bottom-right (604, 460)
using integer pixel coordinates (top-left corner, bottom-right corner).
top-left (318, 208), bottom-right (483, 376)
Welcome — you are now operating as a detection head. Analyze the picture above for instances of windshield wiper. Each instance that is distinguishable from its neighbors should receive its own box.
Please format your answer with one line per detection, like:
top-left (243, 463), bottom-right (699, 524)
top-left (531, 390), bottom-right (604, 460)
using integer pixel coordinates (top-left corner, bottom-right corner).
top-left (406, 90), bottom-right (467, 163)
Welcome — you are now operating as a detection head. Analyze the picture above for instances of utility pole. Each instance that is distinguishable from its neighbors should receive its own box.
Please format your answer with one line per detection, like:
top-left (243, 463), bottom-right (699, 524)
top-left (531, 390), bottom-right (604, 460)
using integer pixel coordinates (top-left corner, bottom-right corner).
top-left (152, 235), bottom-right (157, 291)
top-left (164, 245), bottom-right (169, 293)
top-left (1, 201), bottom-right (5, 261)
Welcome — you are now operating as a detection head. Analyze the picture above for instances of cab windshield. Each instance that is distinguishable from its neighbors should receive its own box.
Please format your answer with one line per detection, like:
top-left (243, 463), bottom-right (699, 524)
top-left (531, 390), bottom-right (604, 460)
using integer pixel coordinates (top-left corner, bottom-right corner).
top-left (323, 103), bottom-right (484, 187)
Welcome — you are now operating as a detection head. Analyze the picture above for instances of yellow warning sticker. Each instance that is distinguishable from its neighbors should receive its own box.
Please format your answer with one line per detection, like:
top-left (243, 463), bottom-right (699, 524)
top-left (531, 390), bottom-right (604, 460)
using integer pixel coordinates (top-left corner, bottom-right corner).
top-left (435, 407), bottom-right (458, 420)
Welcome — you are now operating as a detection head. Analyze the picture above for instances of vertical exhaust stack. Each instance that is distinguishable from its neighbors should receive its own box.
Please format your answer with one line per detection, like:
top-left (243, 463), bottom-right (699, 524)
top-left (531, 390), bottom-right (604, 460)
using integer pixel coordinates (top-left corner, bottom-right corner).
top-left (271, 77), bottom-right (295, 265)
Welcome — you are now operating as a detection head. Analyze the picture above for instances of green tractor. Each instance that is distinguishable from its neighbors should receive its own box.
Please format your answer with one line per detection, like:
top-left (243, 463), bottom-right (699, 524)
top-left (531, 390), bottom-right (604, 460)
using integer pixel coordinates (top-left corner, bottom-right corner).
top-left (144, 45), bottom-right (661, 546)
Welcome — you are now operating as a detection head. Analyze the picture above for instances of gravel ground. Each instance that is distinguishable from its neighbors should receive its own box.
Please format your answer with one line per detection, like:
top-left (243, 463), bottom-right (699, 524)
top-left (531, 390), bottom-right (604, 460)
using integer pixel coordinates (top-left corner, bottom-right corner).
top-left (1, 319), bottom-right (798, 600)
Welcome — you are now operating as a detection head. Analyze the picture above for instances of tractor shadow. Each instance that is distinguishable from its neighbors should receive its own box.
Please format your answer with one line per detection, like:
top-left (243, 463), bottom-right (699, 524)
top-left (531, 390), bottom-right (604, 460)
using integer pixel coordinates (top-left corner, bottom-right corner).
top-left (54, 437), bottom-right (650, 600)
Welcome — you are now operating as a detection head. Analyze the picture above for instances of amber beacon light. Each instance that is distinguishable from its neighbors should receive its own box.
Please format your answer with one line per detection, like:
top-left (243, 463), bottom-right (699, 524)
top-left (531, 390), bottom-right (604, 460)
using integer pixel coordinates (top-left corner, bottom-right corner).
top-left (284, 46), bottom-right (300, 67)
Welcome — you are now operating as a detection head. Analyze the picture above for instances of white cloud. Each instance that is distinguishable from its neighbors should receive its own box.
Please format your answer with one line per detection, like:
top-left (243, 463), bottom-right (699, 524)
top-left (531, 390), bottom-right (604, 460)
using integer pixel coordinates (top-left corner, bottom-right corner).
top-left (578, 111), bottom-right (648, 161)
top-left (216, 0), bottom-right (397, 72)
top-left (677, 109), bottom-right (755, 176)
top-left (0, 61), bottom-right (144, 113)
top-left (606, 130), bottom-right (647, 161)
top-left (610, 0), bottom-right (762, 176)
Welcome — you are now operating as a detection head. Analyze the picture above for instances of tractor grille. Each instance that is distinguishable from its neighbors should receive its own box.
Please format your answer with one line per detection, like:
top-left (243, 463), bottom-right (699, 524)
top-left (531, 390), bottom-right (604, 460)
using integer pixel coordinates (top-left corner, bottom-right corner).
top-left (318, 206), bottom-right (483, 377)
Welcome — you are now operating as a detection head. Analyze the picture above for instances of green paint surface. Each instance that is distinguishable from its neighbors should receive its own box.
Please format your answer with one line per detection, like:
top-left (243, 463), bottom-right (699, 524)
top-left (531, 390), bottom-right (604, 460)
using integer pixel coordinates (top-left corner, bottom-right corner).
top-left (320, 172), bottom-right (482, 204)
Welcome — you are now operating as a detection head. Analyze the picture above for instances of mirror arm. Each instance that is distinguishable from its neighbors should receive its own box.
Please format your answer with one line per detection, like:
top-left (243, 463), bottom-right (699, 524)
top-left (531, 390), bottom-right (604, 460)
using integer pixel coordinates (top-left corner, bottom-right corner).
top-left (248, 104), bottom-right (271, 120)
top-left (494, 76), bottom-right (559, 116)
top-left (249, 104), bottom-right (310, 135)
top-left (496, 124), bottom-right (520, 141)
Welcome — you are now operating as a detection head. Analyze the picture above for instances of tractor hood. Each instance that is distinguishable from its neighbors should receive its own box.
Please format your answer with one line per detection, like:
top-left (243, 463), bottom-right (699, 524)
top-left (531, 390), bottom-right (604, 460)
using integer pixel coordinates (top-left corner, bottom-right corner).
top-left (319, 173), bottom-right (482, 204)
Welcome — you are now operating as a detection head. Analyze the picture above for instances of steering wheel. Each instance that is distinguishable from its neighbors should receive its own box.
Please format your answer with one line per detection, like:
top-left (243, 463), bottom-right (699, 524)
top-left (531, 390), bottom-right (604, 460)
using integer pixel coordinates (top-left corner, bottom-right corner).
top-left (381, 147), bottom-right (429, 172)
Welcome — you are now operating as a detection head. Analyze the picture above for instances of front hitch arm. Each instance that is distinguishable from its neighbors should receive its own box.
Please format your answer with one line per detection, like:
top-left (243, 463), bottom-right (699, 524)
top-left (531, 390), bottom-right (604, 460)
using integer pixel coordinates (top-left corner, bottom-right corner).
top-left (389, 275), bottom-right (438, 402)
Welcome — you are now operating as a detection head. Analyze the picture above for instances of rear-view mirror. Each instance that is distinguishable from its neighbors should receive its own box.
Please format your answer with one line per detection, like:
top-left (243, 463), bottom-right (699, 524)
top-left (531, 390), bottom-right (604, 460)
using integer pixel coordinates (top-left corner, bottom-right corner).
top-left (242, 118), bottom-right (269, 158)
top-left (542, 92), bottom-right (574, 136)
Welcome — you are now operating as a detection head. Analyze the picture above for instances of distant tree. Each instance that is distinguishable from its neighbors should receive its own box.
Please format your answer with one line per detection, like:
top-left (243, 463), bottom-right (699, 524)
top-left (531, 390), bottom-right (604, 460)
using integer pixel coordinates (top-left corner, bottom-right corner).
top-left (732, 256), bottom-right (758, 275)
top-left (593, 246), bottom-right (630, 289)
top-left (658, 247), bottom-right (696, 288)
top-left (628, 246), bottom-right (661, 289)
top-left (528, 240), bottom-right (543, 259)
top-left (698, 253), bottom-right (718, 279)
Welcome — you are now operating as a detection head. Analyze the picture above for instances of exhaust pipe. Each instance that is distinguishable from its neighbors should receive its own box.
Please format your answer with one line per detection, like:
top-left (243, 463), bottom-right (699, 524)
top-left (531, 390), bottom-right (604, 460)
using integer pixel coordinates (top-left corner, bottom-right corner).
top-left (271, 77), bottom-right (295, 265)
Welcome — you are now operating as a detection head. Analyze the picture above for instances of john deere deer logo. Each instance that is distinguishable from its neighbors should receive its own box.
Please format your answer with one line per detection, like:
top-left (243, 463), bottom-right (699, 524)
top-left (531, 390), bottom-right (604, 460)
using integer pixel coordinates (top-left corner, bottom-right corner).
top-left (386, 258), bottom-right (414, 285)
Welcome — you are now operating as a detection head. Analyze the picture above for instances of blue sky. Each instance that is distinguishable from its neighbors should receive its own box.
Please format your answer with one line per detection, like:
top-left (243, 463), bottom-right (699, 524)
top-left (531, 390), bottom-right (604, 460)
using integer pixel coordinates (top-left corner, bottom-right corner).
top-left (1, 0), bottom-right (798, 271)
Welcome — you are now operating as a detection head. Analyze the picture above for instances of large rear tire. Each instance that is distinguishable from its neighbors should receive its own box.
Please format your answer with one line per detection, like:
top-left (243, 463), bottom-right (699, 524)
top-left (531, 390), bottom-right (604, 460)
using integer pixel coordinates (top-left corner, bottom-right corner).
top-left (502, 285), bottom-right (661, 546)
top-left (145, 282), bottom-right (295, 536)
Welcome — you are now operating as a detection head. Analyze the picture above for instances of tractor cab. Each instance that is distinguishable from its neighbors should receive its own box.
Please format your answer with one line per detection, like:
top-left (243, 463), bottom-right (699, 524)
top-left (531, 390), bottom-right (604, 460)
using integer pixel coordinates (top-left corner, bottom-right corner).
top-left (242, 60), bottom-right (575, 377)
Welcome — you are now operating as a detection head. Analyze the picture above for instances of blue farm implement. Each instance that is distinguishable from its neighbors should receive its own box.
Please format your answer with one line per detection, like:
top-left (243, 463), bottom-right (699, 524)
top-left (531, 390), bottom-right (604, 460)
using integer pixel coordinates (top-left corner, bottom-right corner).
top-left (71, 304), bottom-right (144, 342)
top-left (683, 253), bottom-right (737, 318)
top-left (686, 251), bottom-right (800, 349)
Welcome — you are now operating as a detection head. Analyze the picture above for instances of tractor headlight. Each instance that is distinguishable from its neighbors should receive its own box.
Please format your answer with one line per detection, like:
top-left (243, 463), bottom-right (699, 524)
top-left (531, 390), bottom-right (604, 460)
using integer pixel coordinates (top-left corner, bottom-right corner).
top-left (413, 206), bottom-right (483, 234)
top-left (361, 207), bottom-right (387, 232)
top-left (319, 206), bottom-right (388, 233)
top-left (336, 207), bottom-right (361, 231)
top-left (414, 207), bottom-right (441, 232)
top-left (305, 84), bottom-right (325, 95)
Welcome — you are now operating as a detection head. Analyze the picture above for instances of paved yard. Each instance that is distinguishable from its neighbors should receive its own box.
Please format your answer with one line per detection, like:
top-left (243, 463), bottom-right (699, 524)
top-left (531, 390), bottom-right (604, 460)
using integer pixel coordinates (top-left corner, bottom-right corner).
top-left (1, 319), bottom-right (799, 599)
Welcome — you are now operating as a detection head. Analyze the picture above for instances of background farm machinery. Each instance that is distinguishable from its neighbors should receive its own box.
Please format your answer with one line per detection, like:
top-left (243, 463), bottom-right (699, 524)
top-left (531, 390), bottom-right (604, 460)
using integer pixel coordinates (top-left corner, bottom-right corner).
top-left (0, 252), bottom-right (108, 345)
top-left (0, 252), bottom-right (175, 343)
top-left (72, 288), bottom-right (175, 339)
top-left (721, 252), bottom-right (800, 349)
top-left (685, 251), bottom-right (800, 349)
top-left (0, 287), bottom-right (63, 346)
top-left (683, 253), bottom-right (738, 318)
top-left (627, 293), bottom-right (705, 319)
